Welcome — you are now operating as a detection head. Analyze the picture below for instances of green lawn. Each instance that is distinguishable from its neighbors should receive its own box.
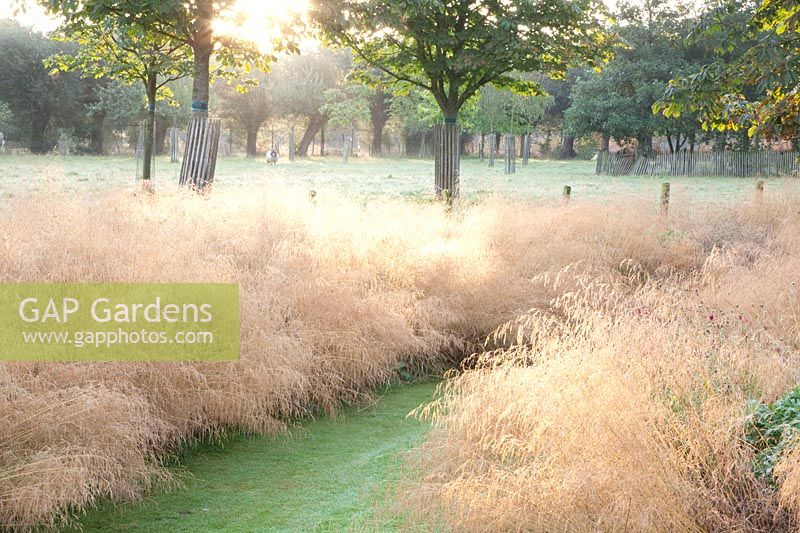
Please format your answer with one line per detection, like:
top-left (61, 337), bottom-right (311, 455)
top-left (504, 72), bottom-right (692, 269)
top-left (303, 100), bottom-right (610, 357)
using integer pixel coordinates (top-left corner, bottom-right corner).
top-left (71, 381), bottom-right (438, 532)
top-left (0, 154), bottom-right (790, 202)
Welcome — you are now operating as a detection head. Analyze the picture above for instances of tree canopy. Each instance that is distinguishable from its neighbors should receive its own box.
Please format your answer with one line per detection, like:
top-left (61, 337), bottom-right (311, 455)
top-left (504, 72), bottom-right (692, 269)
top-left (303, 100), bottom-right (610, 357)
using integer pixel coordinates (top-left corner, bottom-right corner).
top-left (566, 0), bottom-right (706, 155)
top-left (655, 0), bottom-right (800, 143)
top-left (311, 0), bottom-right (613, 121)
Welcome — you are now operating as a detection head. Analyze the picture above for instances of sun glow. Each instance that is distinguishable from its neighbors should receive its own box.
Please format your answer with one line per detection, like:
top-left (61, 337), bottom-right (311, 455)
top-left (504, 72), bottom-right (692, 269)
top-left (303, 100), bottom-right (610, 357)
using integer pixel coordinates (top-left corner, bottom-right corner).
top-left (213, 0), bottom-right (311, 55)
top-left (0, 0), bottom-right (60, 33)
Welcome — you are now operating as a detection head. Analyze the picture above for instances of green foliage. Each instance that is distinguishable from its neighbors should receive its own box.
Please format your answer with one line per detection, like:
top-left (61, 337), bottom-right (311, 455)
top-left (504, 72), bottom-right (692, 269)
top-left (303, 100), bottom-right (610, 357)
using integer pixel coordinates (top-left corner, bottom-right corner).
top-left (0, 20), bottom-right (86, 152)
top-left (47, 13), bottom-right (193, 99)
top-left (216, 71), bottom-right (271, 131)
top-left (473, 83), bottom-right (552, 134)
top-left (388, 88), bottom-right (442, 134)
top-left (566, 0), bottom-right (705, 151)
top-left (321, 82), bottom-right (371, 131)
top-left (270, 48), bottom-right (349, 120)
top-left (0, 101), bottom-right (13, 135)
top-left (312, 0), bottom-right (613, 121)
top-left (39, 0), bottom-right (280, 73)
top-left (655, 0), bottom-right (800, 141)
top-left (745, 386), bottom-right (800, 484)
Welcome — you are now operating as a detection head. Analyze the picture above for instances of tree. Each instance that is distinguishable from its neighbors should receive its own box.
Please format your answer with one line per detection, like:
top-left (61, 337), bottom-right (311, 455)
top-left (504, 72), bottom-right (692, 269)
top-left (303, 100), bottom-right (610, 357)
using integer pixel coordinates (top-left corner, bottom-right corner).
top-left (270, 49), bottom-right (349, 160)
top-left (0, 21), bottom-right (83, 153)
top-left (0, 101), bottom-right (13, 137)
top-left (85, 80), bottom-right (147, 154)
top-left (535, 69), bottom-right (584, 157)
top-left (566, 0), bottom-right (706, 157)
top-left (40, 0), bottom-right (295, 189)
top-left (368, 89), bottom-right (392, 156)
top-left (321, 81), bottom-right (371, 162)
top-left (312, 0), bottom-right (611, 197)
top-left (39, 0), bottom-right (280, 115)
top-left (270, 48), bottom-right (350, 158)
top-left (388, 88), bottom-right (442, 157)
top-left (655, 0), bottom-right (800, 145)
top-left (217, 72), bottom-right (272, 157)
top-left (474, 84), bottom-right (551, 135)
top-left (48, 15), bottom-right (193, 185)
top-left (154, 78), bottom-right (192, 154)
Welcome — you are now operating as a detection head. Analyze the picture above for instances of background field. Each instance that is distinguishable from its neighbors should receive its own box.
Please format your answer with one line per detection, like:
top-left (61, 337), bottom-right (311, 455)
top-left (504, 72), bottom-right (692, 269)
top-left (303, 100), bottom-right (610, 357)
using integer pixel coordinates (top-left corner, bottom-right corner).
top-left (0, 154), bottom-right (789, 203)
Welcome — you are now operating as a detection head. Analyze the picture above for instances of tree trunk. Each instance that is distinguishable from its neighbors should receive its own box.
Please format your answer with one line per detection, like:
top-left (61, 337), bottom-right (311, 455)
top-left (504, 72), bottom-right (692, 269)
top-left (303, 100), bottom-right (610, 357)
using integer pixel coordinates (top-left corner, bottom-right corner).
top-left (601, 132), bottom-right (610, 151)
top-left (320, 124), bottom-right (325, 156)
top-left (368, 90), bottom-right (390, 156)
top-left (459, 132), bottom-right (471, 155)
top-left (142, 74), bottom-right (157, 188)
top-left (90, 110), bottom-right (105, 155)
top-left (245, 124), bottom-right (259, 158)
top-left (297, 113), bottom-right (327, 157)
top-left (404, 130), bottom-right (422, 157)
top-left (288, 118), bottom-right (296, 161)
top-left (191, 0), bottom-right (213, 117)
top-left (561, 134), bottom-right (577, 159)
top-left (29, 107), bottom-right (50, 154)
top-left (636, 135), bottom-right (653, 158)
top-left (155, 116), bottom-right (168, 155)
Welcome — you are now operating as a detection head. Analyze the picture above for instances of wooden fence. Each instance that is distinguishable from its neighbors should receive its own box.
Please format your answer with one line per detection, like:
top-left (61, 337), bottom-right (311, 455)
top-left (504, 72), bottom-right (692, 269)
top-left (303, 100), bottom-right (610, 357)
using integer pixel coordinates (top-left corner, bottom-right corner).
top-left (596, 150), bottom-right (800, 177)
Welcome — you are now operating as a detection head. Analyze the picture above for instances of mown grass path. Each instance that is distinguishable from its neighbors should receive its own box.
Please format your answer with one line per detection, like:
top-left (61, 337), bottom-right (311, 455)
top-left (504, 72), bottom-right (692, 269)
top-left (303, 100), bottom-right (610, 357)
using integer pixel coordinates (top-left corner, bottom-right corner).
top-left (75, 381), bottom-right (438, 532)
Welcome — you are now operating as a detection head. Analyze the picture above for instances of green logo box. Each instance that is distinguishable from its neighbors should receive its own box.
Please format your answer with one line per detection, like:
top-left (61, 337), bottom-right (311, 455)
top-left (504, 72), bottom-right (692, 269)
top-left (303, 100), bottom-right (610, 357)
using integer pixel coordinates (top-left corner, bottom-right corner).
top-left (0, 283), bottom-right (240, 362)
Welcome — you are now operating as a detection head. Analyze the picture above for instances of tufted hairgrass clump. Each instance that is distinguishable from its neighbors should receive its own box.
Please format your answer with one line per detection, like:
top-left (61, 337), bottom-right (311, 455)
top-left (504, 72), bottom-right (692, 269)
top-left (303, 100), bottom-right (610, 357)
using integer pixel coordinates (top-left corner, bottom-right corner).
top-left (2, 181), bottom-right (800, 529)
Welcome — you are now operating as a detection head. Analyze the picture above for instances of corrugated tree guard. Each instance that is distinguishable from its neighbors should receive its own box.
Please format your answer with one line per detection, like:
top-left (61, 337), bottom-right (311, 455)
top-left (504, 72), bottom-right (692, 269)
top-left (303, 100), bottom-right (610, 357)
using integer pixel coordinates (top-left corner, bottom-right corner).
top-left (488, 133), bottom-right (496, 168)
top-left (504, 134), bottom-right (516, 174)
top-left (179, 115), bottom-right (221, 191)
top-left (168, 127), bottom-right (180, 163)
top-left (522, 133), bottom-right (531, 166)
top-left (434, 122), bottom-right (460, 199)
top-left (134, 121), bottom-right (155, 183)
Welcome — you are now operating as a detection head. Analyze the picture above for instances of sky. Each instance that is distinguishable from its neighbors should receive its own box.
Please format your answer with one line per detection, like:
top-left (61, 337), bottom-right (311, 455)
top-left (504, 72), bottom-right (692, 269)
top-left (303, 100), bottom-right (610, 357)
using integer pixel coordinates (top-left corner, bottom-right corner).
top-left (0, 0), bottom-right (704, 41)
top-left (0, 0), bottom-right (309, 53)
top-left (0, 0), bottom-right (59, 33)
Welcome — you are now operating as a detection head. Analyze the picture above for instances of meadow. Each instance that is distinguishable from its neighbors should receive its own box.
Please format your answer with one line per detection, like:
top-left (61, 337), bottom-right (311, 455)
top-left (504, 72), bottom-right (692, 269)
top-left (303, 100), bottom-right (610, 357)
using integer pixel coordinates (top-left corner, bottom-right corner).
top-left (0, 153), bottom-right (787, 202)
top-left (1, 154), bottom-right (800, 530)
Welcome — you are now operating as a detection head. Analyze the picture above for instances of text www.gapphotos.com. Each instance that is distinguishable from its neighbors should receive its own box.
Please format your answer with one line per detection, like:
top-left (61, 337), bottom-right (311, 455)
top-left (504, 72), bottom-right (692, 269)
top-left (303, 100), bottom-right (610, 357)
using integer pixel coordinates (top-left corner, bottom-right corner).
top-left (21, 329), bottom-right (214, 348)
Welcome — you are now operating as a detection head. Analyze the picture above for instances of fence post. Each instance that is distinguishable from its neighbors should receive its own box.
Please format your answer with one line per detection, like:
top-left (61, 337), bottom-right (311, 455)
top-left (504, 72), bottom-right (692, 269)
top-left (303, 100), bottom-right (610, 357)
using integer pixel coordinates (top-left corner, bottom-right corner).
top-left (661, 182), bottom-right (670, 215)
top-left (562, 185), bottom-right (571, 202)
